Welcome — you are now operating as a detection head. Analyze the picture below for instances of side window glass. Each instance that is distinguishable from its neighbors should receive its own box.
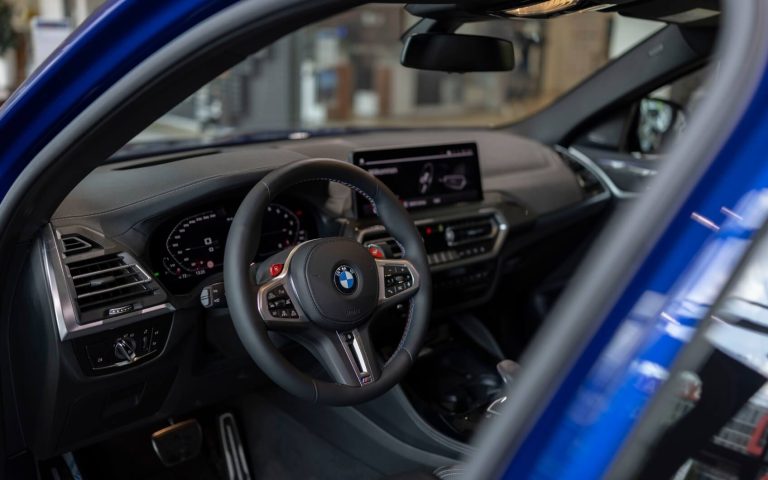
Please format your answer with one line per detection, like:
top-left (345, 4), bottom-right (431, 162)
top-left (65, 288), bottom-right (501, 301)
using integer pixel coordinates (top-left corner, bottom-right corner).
top-left (632, 68), bottom-right (711, 155)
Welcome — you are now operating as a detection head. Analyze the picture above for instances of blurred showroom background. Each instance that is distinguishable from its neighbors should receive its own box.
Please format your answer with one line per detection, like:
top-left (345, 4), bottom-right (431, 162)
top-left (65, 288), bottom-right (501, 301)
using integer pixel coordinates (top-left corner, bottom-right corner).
top-left (0, 1), bottom-right (669, 141)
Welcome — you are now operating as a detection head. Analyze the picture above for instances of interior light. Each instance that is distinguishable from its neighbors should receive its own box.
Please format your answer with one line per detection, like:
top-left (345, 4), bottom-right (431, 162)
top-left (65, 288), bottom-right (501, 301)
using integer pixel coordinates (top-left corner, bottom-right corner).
top-left (505, 0), bottom-right (582, 17)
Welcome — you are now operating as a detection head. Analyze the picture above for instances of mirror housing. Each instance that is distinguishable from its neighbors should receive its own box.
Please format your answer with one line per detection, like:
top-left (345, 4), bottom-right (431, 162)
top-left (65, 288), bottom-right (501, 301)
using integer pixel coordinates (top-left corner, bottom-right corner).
top-left (636, 98), bottom-right (687, 154)
top-left (401, 33), bottom-right (515, 73)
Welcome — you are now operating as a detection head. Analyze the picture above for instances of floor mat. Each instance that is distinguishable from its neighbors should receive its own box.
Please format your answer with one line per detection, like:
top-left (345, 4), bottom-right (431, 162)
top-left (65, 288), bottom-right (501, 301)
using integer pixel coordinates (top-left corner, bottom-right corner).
top-left (235, 395), bottom-right (383, 480)
top-left (62, 398), bottom-right (385, 480)
top-left (72, 417), bottom-right (225, 480)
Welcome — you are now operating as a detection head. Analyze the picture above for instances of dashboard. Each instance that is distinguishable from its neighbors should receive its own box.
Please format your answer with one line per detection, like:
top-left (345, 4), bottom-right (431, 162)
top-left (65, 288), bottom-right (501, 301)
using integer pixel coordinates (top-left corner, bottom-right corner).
top-left (44, 131), bottom-right (610, 323)
top-left (13, 129), bottom-right (613, 458)
top-left (44, 131), bottom-right (608, 331)
top-left (142, 140), bottom-right (512, 296)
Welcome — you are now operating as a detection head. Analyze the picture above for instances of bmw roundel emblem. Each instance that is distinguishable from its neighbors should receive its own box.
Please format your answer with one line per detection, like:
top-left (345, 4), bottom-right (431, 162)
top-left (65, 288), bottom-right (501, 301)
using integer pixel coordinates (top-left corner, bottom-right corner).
top-left (333, 265), bottom-right (357, 294)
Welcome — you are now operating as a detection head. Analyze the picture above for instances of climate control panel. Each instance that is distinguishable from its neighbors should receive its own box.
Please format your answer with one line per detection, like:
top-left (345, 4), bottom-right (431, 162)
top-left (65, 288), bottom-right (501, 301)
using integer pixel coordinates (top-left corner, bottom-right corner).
top-left (358, 210), bottom-right (509, 309)
top-left (360, 211), bottom-right (507, 269)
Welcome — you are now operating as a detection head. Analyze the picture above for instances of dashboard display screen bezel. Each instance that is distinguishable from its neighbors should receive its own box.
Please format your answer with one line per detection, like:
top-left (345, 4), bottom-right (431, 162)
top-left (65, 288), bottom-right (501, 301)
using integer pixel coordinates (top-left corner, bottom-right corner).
top-left (351, 142), bottom-right (484, 218)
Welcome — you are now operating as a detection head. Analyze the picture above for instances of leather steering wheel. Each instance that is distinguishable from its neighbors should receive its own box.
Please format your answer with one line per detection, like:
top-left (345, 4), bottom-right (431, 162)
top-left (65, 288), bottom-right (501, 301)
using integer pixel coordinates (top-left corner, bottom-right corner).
top-left (224, 159), bottom-right (431, 405)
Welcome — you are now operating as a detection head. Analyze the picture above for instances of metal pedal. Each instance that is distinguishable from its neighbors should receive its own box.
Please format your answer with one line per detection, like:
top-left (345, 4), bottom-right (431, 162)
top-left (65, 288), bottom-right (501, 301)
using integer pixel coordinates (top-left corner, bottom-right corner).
top-left (151, 419), bottom-right (203, 467)
top-left (218, 412), bottom-right (252, 480)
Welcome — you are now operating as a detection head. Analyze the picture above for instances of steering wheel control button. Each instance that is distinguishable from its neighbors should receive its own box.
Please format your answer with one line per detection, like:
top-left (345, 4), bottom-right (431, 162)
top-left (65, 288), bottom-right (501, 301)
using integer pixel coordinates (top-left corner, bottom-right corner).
top-left (382, 264), bottom-right (414, 298)
top-left (333, 265), bottom-right (358, 294)
top-left (367, 244), bottom-right (385, 259)
top-left (269, 263), bottom-right (284, 277)
top-left (266, 285), bottom-right (297, 319)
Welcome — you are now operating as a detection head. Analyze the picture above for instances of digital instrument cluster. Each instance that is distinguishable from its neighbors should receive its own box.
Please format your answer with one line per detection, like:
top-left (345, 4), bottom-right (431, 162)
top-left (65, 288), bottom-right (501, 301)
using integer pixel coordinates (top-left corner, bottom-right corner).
top-left (150, 198), bottom-right (314, 293)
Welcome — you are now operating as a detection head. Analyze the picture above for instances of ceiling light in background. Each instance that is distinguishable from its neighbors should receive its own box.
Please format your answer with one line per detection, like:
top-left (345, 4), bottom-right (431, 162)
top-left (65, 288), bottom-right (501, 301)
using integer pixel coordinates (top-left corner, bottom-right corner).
top-left (505, 0), bottom-right (583, 17)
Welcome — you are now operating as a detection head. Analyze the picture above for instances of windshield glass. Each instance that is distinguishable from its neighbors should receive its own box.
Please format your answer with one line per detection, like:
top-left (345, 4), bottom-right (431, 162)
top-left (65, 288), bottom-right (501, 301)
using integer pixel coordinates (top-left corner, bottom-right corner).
top-left (131, 5), bottom-right (663, 144)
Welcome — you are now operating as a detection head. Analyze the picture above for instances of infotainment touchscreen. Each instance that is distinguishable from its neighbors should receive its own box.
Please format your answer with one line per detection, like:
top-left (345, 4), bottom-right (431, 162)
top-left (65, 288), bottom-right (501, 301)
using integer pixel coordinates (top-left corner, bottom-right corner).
top-left (352, 143), bottom-right (483, 217)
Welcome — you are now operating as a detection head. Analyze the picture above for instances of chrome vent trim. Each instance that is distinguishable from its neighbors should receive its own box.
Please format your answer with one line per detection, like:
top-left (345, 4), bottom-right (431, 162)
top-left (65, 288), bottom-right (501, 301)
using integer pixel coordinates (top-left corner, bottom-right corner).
top-left (67, 254), bottom-right (155, 312)
top-left (559, 146), bottom-right (638, 200)
top-left (558, 151), bottom-right (607, 198)
top-left (42, 226), bottom-right (173, 341)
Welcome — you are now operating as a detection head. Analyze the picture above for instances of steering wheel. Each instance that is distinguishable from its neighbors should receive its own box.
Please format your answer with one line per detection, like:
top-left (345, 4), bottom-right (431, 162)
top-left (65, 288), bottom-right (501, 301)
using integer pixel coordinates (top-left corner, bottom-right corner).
top-left (224, 159), bottom-right (431, 405)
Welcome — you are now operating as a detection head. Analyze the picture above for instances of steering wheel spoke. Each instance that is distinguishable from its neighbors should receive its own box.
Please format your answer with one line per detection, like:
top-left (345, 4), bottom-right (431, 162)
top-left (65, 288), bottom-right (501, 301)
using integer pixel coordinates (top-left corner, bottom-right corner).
top-left (375, 258), bottom-right (421, 311)
top-left (294, 327), bottom-right (380, 387)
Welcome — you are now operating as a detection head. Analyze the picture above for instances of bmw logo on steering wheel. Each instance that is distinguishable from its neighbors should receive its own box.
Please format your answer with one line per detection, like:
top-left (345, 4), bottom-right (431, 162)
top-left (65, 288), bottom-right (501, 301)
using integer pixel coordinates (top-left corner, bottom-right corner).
top-left (334, 265), bottom-right (358, 294)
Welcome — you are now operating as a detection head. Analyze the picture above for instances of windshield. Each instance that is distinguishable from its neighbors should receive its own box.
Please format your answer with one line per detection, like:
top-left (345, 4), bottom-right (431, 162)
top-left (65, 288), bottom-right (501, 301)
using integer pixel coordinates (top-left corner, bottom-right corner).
top-left (131, 5), bottom-right (663, 144)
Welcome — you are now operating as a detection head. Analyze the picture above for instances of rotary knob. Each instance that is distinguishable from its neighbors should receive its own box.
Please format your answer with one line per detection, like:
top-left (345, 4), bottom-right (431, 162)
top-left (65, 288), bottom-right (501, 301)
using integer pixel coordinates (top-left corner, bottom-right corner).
top-left (114, 337), bottom-right (137, 363)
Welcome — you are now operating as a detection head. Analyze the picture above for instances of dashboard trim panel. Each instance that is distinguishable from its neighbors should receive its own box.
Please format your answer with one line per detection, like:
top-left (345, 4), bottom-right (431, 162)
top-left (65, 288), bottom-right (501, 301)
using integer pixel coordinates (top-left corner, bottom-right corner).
top-left (42, 224), bottom-right (175, 341)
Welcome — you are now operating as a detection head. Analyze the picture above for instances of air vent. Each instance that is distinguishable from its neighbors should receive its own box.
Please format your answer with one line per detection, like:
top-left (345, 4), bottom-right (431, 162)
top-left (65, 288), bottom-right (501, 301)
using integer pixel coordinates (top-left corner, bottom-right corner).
top-left (561, 154), bottom-right (606, 198)
top-left (67, 254), bottom-right (155, 315)
top-left (61, 234), bottom-right (99, 256)
top-left (360, 231), bottom-right (403, 259)
top-left (444, 216), bottom-right (496, 246)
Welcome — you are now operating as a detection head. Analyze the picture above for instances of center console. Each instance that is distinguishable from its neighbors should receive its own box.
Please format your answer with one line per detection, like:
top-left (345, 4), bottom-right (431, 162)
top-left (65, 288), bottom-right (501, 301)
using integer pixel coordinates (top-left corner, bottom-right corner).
top-left (348, 143), bottom-right (528, 445)
top-left (352, 142), bottom-right (525, 310)
top-left (358, 210), bottom-right (508, 309)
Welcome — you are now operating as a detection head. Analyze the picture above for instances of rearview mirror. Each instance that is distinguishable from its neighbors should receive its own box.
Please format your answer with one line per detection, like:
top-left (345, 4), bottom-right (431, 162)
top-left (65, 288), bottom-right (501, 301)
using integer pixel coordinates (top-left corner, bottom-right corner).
top-left (401, 33), bottom-right (516, 73)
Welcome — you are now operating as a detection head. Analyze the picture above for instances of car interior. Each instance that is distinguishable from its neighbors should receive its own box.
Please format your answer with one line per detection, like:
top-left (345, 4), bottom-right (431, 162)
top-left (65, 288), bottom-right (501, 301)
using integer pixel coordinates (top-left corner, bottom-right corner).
top-left (7, 1), bottom-right (766, 479)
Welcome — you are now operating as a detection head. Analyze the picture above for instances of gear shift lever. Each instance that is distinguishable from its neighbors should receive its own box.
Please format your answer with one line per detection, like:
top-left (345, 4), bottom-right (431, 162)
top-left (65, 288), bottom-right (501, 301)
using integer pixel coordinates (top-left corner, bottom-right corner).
top-left (496, 359), bottom-right (520, 385)
top-left (487, 359), bottom-right (520, 417)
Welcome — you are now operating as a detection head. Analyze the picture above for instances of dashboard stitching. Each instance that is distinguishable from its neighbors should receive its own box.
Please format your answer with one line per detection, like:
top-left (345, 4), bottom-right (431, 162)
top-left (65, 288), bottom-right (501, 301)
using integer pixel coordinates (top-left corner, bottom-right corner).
top-left (261, 180), bottom-right (272, 202)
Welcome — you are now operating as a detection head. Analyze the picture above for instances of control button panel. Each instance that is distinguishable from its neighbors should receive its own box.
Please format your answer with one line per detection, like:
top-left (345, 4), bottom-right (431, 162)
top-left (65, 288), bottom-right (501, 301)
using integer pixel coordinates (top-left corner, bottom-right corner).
top-left (74, 315), bottom-right (172, 375)
top-left (455, 240), bottom-right (495, 260)
top-left (426, 239), bottom-right (496, 266)
top-left (383, 264), bottom-right (414, 298)
top-left (113, 337), bottom-right (137, 363)
top-left (359, 212), bottom-right (507, 269)
top-left (266, 285), bottom-right (298, 319)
